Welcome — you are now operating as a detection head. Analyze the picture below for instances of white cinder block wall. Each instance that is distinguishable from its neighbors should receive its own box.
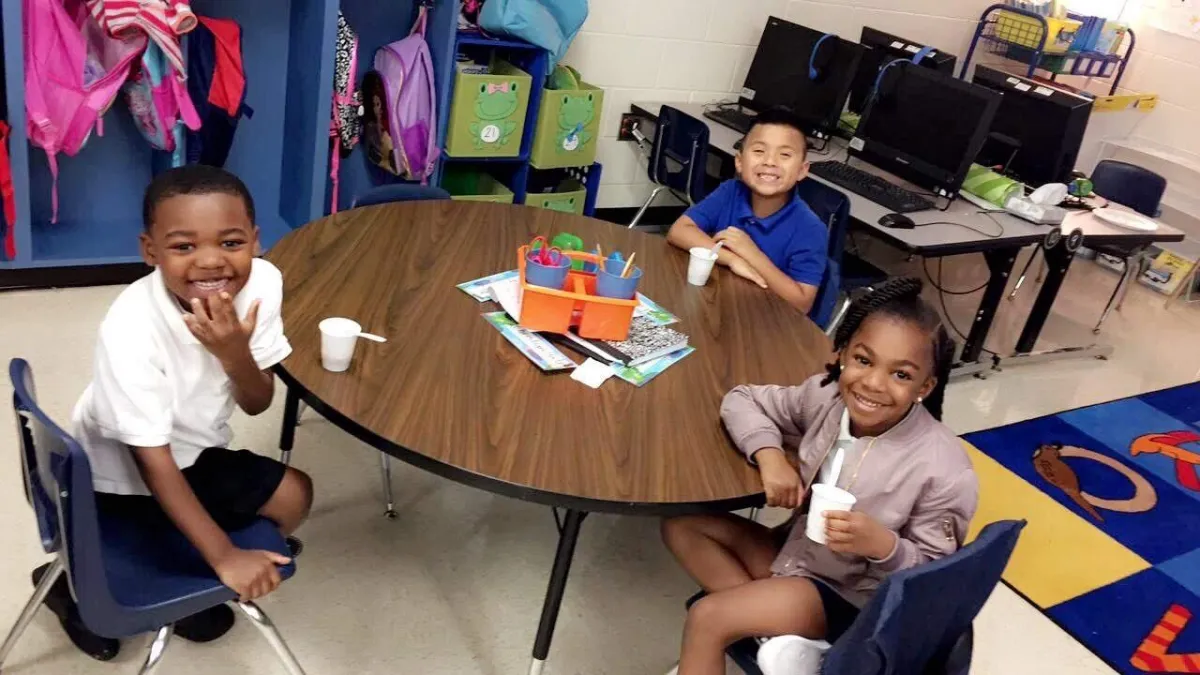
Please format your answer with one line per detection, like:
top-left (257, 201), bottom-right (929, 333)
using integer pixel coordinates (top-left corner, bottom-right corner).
top-left (564, 0), bottom-right (997, 210)
top-left (1118, 23), bottom-right (1200, 158)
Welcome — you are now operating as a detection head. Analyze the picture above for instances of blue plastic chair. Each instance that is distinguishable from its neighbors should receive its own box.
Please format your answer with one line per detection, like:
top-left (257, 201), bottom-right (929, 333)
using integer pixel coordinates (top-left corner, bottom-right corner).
top-left (287, 183), bottom-right (451, 519)
top-left (1, 359), bottom-right (306, 674)
top-left (629, 105), bottom-right (711, 229)
top-left (796, 178), bottom-right (852, 331)
top-left (352, 183), bottom-right (451, 208)
top-left (722, 519), bottom-right (1024, 675)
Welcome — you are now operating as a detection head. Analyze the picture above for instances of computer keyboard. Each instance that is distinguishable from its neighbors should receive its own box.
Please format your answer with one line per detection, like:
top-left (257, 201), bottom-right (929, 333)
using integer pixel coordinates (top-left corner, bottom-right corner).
top-left (703, 107), bottom-right (755, 135)
top-left (809, 161), bottom-right (935, 214)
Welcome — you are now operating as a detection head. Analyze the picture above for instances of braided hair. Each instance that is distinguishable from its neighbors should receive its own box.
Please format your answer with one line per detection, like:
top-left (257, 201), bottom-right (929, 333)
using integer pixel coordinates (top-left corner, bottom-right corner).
top-left (821, 277), bottom-right (955, 421)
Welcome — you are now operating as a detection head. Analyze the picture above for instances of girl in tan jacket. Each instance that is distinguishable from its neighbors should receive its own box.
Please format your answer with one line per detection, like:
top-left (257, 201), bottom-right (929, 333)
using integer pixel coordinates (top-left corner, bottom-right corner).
top-left (662, 278), bottom-right (978, 675)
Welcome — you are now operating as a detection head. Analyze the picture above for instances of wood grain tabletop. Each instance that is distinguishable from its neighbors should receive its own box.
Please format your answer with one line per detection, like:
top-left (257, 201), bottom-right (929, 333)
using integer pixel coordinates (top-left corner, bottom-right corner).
top-left (267, 201), bottom-right (831, 515)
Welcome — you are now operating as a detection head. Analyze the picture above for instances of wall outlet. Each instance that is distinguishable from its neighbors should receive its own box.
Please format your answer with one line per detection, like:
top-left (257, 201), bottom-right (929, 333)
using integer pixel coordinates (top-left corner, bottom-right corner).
top-left (618, 114), bottom-right (640, 142)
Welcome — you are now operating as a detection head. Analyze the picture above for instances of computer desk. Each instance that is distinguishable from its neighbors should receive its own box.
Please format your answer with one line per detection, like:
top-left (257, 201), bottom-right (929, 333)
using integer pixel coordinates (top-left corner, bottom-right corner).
top-left (629, 101), bottom-right (1186, 377)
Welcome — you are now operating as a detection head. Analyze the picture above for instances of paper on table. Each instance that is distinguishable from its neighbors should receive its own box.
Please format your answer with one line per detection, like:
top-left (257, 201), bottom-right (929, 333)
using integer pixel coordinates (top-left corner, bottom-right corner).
top-left (611, 346), bottom-right (694, 387)
top-left (458, 270), bottom-right (519, 302)
top-left (482, 312), bottom-right (575, 372)
top-left (489, 276), bottom-right (523, 320)
top-left (571, 358), bottom-right (615, 389)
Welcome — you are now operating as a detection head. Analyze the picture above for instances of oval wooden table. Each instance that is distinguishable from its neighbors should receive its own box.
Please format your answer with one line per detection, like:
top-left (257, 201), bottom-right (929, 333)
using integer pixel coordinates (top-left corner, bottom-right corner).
top-left (266, 201), bottom-right (830, 674)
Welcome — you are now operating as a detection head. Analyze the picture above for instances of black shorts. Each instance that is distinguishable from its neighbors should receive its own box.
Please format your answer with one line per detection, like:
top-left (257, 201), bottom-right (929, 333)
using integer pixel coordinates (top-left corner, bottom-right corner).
top-left (812, 578), bottom-right (861, 642)
top-left (96, 447), bottom-right (288, 532)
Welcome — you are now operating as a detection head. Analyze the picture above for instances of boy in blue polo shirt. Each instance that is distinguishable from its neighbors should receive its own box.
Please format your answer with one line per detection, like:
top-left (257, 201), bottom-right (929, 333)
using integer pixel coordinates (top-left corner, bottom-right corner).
top-left (667, 107), bottom-right (827, 313)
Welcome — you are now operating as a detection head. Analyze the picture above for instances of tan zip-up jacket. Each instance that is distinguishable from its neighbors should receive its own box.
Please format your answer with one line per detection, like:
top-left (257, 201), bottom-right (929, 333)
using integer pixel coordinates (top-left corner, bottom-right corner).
top-left (721, 375), bottom-right (978, 607)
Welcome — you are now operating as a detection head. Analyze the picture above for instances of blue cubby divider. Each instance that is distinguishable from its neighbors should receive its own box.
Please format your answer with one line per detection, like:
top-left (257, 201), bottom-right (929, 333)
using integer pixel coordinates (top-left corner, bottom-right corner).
top-left (0, 2), bottom-right (604, 274)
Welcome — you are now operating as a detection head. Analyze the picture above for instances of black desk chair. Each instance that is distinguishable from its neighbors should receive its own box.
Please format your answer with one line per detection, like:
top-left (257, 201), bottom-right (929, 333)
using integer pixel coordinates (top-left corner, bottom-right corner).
top-left (1008, 160), bottom-right (1167, 334)
top-left (629, 106), bottom-right (710, 229)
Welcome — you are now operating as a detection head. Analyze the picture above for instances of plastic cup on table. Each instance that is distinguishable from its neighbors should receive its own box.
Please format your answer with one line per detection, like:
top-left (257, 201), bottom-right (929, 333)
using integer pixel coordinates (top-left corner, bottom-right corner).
top-left (525, 253), bottom-right (572, 290)
top-left (319, 318), bottom-right (362, 373)
top-left (688, 247), bottom-right (719, 286)
top-left (805, 484), bottom-right (858, 545)
top-left (595, 258), bottom-right (642, 300)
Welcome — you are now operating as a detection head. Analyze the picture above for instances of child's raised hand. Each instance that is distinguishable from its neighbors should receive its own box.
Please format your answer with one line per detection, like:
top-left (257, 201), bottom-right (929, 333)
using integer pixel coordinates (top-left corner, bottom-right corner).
top-left (184, 293), bottom-right (260, 365)
top-left (823, 511), bottom-right (897, 560)
top-left (755, 448), bottom-right (804, 508)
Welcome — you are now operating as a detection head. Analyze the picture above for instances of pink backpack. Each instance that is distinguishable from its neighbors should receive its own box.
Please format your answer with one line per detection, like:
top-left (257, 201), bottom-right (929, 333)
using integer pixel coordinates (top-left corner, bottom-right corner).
top-left (23, 0), bottom-right (146, 221)
top-left (370, 7), bottom-right (438, 183)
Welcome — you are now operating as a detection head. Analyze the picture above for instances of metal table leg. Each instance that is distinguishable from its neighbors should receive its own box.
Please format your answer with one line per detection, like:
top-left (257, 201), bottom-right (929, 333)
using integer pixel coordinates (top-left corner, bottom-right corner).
top-left (1016, 240), bottom-right (1076, 354)
top-left (529, 509), bottom-right (588, 675)
top-left (959, 248), bottom-right (1019, 364)
top-left (279, 386), bottom-right (301, 465)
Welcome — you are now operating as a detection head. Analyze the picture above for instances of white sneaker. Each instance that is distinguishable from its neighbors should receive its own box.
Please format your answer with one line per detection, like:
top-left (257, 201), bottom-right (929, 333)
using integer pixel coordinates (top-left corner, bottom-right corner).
top-left (756, 635), bottom-right (831, 675)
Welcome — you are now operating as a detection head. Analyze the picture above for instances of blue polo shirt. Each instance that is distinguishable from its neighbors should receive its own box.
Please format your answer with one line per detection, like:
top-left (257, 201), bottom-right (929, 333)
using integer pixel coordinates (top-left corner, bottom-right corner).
top-left (685, 180), bottom-right (828, 287)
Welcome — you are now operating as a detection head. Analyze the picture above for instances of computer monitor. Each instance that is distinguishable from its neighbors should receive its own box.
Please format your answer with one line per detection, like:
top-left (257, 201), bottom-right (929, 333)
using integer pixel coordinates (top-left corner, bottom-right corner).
top-left (847, 27), bottom-right (957, 115)
top-left (852, 62), bottom-right (1001, 198)
top-left (972, 65), bottom-right (1094, 187)
top-left (738, 17), bottom-right (864, 139)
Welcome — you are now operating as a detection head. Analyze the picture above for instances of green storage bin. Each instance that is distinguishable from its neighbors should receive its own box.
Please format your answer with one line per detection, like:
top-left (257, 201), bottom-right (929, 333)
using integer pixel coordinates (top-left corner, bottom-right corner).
top-left (445, 59), bottom-right (532, 158)
top-left (529, 83), bottom-right (604, 169)
top-left (525, 180), bottom-right (586, 214)
top-left (441, 169), bottom-right (514, 203)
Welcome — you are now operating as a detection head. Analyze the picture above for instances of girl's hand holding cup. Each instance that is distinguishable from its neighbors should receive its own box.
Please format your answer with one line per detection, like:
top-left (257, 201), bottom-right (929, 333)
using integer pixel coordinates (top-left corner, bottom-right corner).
top-left (823, 510), bottom-right (897, 559)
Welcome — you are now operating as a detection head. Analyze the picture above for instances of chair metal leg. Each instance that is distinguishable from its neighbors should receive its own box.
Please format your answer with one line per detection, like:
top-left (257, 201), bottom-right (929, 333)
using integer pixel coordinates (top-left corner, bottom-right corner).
top-left (1033, 254), bottom-right (1046, 283)
top-left (136, 626), bottom-right (172, 675)
top-left (1116, 251), bottom-right (1149, 312)
top-left (379, 453), bottom-right (398, 519)
top-left (236, 602), bottom-right (307, 675)
top-left (1008, 250), bottom-right (1040, 301)
top-left (1094, 257), bottom-right (1135, 334)
top-left (628, 186), bottom-right (667, 229)
top-left (279, 386), bottom-right (301, 465)
top-left (0, 557), bottom-right (64, 669)
top-left (825, 295), bottom-right (851, 337)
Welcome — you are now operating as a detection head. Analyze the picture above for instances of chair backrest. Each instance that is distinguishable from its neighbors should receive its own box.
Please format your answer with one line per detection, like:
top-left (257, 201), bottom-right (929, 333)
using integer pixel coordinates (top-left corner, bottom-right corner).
top-left (351, 183), bottom-right (451, 208)
top-left (822, 519), bottom-right (1026, 675)
top-left (1091, 160), bottom-right (1167, 218)
top-left (796, 178), bottom-right (851, 329)
top-left (647, 106), bottom-right (711, 205)
top-left (10, 359), bottom-right (127, 636)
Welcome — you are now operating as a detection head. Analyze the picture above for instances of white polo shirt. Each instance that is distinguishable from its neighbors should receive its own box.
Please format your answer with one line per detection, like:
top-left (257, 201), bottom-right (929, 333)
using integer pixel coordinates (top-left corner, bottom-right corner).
top-left (72, 258), bottom-right (292, 495)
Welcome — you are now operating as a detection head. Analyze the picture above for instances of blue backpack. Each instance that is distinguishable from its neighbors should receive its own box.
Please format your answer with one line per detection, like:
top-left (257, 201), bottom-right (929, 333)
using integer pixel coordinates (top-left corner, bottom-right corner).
top-left (478, 0), bottom-right (587, 64)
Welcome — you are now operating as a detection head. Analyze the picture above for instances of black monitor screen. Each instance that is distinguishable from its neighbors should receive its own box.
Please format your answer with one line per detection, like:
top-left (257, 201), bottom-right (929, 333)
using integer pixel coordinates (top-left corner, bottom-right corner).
top-left (855, 63), bottom-right (1000, 193)
top-left (973, 66), bottom-right (1093, 186)
top-left (847, 28), bottom-right (957, 114)
top-left (740, 17), bottom-right (863, 137)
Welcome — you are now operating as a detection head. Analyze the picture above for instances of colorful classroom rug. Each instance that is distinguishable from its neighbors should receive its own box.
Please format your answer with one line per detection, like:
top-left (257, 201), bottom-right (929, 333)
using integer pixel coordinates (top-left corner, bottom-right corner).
top-left (962, 382), bottom-right (1200, 674)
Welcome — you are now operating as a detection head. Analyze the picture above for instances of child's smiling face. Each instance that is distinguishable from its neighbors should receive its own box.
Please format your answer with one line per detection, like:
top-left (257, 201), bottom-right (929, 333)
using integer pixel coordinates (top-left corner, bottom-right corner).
top-left (140, 193), bottom-right (258, 306)
top-left (838, 314), bottom-right (937, 437)
top-left (735, 123), bottom-right (809, 199)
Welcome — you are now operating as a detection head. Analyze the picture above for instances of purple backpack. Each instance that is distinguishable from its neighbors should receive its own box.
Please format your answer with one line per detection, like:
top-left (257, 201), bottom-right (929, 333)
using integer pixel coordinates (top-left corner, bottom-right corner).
top-left (368, 7), bottom-right (438, 182)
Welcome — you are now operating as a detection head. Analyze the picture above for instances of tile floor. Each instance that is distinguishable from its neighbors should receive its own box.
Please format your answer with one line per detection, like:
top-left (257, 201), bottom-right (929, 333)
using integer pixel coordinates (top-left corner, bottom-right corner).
top-left (0, 248), bottom-right (1197, 675)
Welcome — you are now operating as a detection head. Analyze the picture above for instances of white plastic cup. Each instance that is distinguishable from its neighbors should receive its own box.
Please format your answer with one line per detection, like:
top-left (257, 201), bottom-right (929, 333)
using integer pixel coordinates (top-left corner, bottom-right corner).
top-left (319, 317), bottom-right (362, 373)
top-left (688, 247), bottom-right (719, 286)
top-left (806, 484), bottom-right (858, 545)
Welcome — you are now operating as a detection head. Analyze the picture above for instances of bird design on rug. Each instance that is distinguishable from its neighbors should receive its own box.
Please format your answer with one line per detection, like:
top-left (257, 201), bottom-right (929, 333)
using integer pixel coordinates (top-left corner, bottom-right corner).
top-left (1131, 430), bottom-right (1200, 492)
top-left (1034, 443), bottom-right (1105, 522)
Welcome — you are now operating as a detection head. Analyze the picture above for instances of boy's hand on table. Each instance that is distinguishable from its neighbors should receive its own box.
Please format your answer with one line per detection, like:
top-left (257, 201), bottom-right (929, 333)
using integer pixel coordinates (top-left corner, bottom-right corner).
top-left (823, 511), bottom-right (897, 560)
top-left (729, 257), bottom-right (768, 289)
top-left (714, 227), bottom-right (763, 262)
top-left (755, 448), bottom-right (804, 509)
top-left (214, 547), bottom-right (292, 601)
top-left (185, 293), bottom-right (260, 365)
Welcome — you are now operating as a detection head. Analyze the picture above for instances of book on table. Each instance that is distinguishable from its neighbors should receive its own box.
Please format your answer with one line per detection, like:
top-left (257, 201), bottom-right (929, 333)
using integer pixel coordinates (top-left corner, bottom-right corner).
top-left (553, 316), bottom-right (689, 367)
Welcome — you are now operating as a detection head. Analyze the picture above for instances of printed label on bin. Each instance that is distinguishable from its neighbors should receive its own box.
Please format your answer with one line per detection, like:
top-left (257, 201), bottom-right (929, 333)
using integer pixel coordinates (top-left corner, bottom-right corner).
top-left (741, 87), bottom-right (756, 99)
top-left (480, 124), bottom-right (501, 144)
top-left (904, 44), bottom-right (920, 53)
top-left (1015, 83), bottom-right (1032, 92)
top-left (1034, 86), bottom-right (1055, 96)
top-left (890, 41), bottom-right (905, 49)
top-left (849, 137), bottom-right (866, 151)
top-left (1007, 77), bottom-right (1022, 85)
top-left (562, 136), bottom-right (580, 151)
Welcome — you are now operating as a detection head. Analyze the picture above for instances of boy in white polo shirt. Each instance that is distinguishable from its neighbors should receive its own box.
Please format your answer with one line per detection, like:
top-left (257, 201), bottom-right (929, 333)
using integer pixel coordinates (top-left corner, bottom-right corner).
top-left (33, 165), bottom-right (314, 660)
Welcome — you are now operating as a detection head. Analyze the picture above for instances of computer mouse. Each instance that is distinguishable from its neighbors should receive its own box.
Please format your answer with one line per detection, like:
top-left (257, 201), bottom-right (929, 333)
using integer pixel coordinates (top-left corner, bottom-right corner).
top-left (879, 213), bottom-right (916, 229)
